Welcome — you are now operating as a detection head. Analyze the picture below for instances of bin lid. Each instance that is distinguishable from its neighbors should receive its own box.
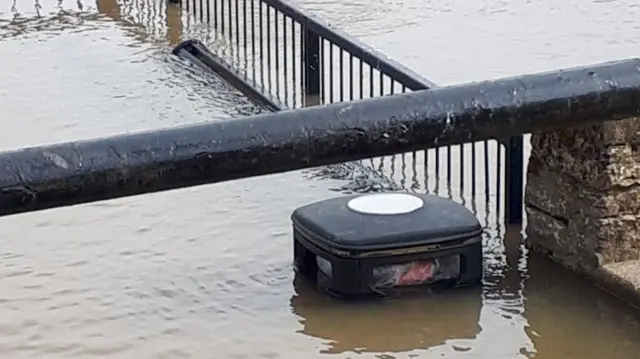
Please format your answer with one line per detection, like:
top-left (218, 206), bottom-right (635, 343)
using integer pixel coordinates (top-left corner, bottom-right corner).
top-left (291, 193), bottom-right (482, 251)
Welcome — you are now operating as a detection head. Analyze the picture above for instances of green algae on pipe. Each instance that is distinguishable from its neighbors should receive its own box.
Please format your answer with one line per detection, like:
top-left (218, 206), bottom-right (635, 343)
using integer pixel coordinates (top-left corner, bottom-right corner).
top-left (1, 58), bottom-right (640, 217)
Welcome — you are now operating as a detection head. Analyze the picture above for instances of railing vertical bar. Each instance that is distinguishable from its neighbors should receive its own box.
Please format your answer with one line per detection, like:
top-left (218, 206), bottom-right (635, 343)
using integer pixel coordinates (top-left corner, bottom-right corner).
top-left (349, 54), bottom-right (354, 101)
top-left (299, 24), bottom-right (304, 104)
top-left (329, 43), bottom-right (334, 103)
top-left (242, 0), bottom-right (247, 67)
top-left (484, 140), bottom-right (490, 202)
top-left (412, 151), bottom-right (418, 191)
top-left (505, 136), bottom-right (524, 224)
top-left (183, 0), bottom-right (191, 31)
top-left (460, 143), bottom-right (465, 195)
top-left (250, 0), bottom-right (255, 82)
top-left (320, 39), bottom-right (325, 105)
top-left (275, 10), bottom-right (280, 100)
top-left (291, 20), bottom-right (297, 107)
top-left (266, 6), bottom-right (272, 93)
top-left (369, 65), bottom-right (373, 99)
top-left (136, 0), bottom-right (142, 32)
top-left (228, 0), bottom-right (233, 41)
top-left (379, 74), bottom-right (388, 187)
top-left (390, 154), bottom-right (396, 183)
top-left (358, 60), bottom-right (364, 100)
top-left (303, 27), bottom-right (320, 105)
top-left (401, 153), bottom-right (407, 189)
top-left (496, 141), bottom-right (503, 220)
top-left (471, 142), bottom-right (477, 196)
top-left (425, 146), bottom-right (430, 193)
top-left (213, 0), bottom-right (218, 29)
top-left (283, 15), bottom-right (289, 107)
top-left (235, 0), bottom-right (240, 56)
top-left (259, 1), bottom-right (264, 88)
top-left (220, 0), bottom-right (224, 34)
top-left (154, 0), bottom-right (159, 34)
top-left (446, 144), bottom-right (452, 191)
top-left (435, 146), bottom-right (440, 193)
top-left (339, 48), bottom-right (344, 102)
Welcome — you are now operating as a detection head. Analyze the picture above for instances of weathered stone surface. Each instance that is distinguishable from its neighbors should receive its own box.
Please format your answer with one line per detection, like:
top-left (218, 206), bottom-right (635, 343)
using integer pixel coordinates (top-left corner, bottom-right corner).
top-left (594, 260), bottom-right (640, 309)
top-left (526, 118), bottom-right (640, 274)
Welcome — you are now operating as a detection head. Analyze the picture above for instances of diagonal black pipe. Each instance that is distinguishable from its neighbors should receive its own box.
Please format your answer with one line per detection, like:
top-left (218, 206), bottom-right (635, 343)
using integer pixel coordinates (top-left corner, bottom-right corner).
top-left (1, 58), bottom-right (640, 217)
top-left (173, 39), bottom-right (287, 112)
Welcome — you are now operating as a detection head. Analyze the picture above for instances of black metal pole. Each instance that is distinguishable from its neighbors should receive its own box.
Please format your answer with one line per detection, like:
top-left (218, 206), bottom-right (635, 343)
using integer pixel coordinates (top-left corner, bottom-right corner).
top-left (173, 39), bottom-right (286, 111)
top-left (304, 28), bottom-right (320, 100)
top-left (505, 135), bottom-right (524, 224)
top-left (1, 58), bottom-right (640, 217)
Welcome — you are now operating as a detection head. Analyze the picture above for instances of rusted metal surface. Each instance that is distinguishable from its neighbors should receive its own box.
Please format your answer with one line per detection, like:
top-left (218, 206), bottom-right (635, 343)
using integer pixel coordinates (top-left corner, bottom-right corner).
top-left (1, 58), bottom-right (640, 216)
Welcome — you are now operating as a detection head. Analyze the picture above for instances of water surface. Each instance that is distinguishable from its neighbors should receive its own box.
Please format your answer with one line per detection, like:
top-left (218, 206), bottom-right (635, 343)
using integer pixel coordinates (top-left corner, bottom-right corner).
top-left (1, 0), bottom-right (640, 358)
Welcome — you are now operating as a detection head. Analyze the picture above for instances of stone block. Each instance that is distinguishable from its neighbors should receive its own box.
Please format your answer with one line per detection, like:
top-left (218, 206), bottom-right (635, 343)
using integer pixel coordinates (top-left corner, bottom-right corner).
top-left (526, 117), bottom-right (640, 274)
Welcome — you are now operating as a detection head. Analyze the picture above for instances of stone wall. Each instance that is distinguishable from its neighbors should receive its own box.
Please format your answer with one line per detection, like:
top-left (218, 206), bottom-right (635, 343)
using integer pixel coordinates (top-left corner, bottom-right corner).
top-left (525, 118), bottom-right (640, 274)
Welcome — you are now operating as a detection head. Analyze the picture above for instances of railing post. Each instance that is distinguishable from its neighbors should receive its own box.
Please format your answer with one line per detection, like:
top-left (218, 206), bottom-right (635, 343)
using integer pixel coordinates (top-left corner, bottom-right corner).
top-left (304, 25), bottom-right (320, 106)
top-left (505, 135), bottom-right (524, 224)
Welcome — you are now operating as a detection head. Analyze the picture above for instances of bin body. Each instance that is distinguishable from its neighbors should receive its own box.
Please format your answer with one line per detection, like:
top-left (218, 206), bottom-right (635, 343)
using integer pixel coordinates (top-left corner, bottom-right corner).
top-left (292, 193), bottom-right (483, 297)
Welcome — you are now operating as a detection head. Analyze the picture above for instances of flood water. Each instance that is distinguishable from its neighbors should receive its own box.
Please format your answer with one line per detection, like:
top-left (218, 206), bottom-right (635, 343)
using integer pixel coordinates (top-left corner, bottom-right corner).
top-left (1, 0), bottom-right (640, 358)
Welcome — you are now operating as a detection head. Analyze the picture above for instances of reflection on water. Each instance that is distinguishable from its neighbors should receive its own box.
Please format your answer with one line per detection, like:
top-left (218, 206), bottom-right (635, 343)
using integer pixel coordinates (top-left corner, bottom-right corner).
top-left (1, 0), bottom-right (640, 358)
top-left (291, 277), bottom-right (483, 355)
top-left (524, 255), bottom-right (640, 359)
top-left (289, 226), bottom-right (640, 358)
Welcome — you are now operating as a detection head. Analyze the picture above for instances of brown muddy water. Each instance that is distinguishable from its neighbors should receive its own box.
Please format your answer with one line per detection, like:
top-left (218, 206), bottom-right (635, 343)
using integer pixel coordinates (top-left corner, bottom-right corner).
top-left (1, 0), bottom-right (640, 358)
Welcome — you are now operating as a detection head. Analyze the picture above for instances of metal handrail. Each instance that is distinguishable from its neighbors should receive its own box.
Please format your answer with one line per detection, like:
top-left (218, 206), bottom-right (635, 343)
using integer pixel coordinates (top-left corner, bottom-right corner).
top-left (258, 0), bottom-right (437, 90)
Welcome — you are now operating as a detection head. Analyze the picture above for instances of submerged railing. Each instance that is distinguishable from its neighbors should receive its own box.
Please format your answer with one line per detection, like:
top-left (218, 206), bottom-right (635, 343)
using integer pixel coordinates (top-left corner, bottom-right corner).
top-left (174, 0), bottom-right (436, 106)
top-left (4, 0), bottom-right (534, 225)
top-left (171, 0), bottom-right (525, 223)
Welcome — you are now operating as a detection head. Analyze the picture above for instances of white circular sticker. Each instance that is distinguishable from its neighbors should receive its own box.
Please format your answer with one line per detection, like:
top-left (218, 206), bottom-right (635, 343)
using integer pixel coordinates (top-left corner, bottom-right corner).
top-left (347, 193), bottom-right (424, 215)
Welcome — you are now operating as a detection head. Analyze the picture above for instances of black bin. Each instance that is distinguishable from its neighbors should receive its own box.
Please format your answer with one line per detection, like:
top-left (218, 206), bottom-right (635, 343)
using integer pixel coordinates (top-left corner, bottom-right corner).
top-left (292, 193), bottom-right (483, 297)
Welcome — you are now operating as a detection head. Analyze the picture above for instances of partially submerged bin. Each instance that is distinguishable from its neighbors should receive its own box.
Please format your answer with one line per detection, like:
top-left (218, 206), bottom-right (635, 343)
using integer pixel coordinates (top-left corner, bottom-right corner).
top-left (292, 193), bottom-right (483, 297)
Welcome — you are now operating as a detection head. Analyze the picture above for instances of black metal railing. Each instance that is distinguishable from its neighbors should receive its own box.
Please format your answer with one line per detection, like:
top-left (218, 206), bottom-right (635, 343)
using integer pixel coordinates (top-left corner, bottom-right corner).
top-left (30, 0), bottom-right (524, 224)
top-left (172, 0), bottom-right (525, 224)
top-left (1, 57), bottom-right (639, 218)
top-left (176, 0), bottom-right (435, 107)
